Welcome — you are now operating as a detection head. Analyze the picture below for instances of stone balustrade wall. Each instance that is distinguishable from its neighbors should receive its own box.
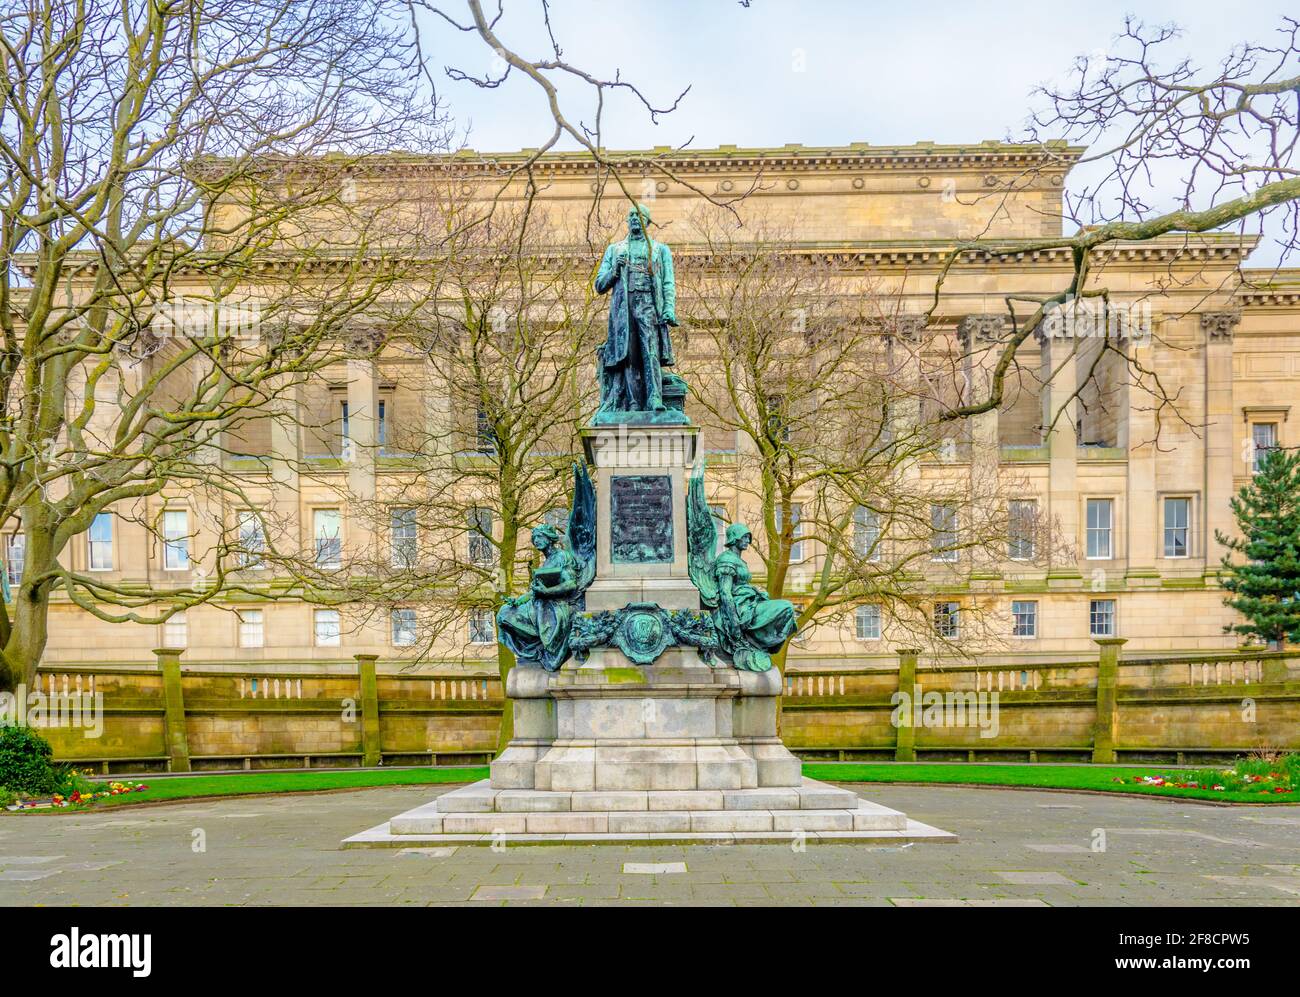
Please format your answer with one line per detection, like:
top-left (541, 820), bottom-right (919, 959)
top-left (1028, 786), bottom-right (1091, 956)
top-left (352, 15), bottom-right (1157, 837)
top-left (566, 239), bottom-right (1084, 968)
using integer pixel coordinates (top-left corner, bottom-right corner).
top-left (27, 644), bottom-right (1300, 774)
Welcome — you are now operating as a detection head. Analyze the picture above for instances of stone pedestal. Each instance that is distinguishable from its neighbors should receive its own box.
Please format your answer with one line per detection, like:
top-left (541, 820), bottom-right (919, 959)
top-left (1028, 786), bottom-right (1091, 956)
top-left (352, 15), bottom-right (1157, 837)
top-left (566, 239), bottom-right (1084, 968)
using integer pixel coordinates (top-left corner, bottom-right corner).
top-left (346, 655), bottom-right (955, 846)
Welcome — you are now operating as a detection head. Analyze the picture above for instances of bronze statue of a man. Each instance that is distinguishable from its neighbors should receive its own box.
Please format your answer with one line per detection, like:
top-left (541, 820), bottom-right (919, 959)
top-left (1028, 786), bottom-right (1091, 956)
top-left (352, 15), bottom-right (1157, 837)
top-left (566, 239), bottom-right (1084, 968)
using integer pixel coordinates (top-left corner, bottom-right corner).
top-left (593, 204), bottom-right (678, 418)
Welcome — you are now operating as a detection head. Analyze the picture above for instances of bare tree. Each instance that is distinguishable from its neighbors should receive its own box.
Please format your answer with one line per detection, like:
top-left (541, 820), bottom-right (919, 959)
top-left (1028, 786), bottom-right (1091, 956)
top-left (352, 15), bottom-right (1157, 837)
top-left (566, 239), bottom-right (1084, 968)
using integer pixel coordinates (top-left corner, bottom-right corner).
top-left (0, 0), bottom-right (446, 691)
top-left (679, 211), bottom-right (1042, 662)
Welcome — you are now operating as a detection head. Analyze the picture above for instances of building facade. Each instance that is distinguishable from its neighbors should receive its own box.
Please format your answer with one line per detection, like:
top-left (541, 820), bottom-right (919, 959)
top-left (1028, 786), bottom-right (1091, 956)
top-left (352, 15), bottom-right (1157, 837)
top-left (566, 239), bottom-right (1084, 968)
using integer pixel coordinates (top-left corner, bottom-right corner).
top-left (29, 143), bottom-right (1300, 669)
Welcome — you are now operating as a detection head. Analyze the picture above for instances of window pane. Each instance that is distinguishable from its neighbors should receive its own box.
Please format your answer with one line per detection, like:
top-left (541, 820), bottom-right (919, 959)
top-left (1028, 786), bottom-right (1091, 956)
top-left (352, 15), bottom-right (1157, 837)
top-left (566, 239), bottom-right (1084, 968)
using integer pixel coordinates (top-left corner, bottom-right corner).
top-left (1252, 423), bottom-right (1277, 471)
top-left (314, 609), bottom-right (340, 646)
top-left (163, 611), bottom-right (187, 648)
top-left (709, 505), bottom-right (728, 555)
top-left (5, 534), bottom-right (25, 586)
top-left (1163, 497), bottom-right (1189, 557)
top-left (854, 506), bottom-right (881, 561)
top-left (855, 603), bottom-right (881, 640)
top-left (89, 512), bottom-right (113, 570)
top-left (469, 508), bottom-right (494, 566)
top-left (776, 503), bottom-right (803, 562)
top-left (1008, 500), bottom-right (1036, 560)
top-left (1085, 499), bottom-right (1112, 559)
top-left (933, 601), bottom-right (960, 638)
top-left (930, 504), bottom-right (957, 561)
top-left (314, 509), bottom-right (342, 567)
top-left (163, 510), bottom-right (189, 569)
top-left (391, 608), bottom-right (417, 647)
top-left (238, 609), bottom-right (264, 648)
top-left (1089, 599), bottom-right (1116, 637)
top-left (1011, 600), bottom-right (1037, 638)
top-left (390, 508), bottom-right (418, 568)
top-left (468, 609), bottom-right (495, 644)
top-left (237, 511), bottom-right (266, 569)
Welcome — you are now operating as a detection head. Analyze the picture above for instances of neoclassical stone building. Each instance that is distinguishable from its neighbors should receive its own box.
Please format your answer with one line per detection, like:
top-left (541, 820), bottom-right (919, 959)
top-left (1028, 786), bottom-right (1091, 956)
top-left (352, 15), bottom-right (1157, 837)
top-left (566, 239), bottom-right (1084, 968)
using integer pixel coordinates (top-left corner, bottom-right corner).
top-left (31, 142), bottom-right (1300, 668)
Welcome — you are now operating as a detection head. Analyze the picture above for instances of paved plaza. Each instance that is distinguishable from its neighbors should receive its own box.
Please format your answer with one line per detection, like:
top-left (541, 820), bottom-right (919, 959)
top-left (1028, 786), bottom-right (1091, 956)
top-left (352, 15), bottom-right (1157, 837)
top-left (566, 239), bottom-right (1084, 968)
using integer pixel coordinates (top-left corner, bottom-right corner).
top-left (2, 784), bottom-right (1298, 906)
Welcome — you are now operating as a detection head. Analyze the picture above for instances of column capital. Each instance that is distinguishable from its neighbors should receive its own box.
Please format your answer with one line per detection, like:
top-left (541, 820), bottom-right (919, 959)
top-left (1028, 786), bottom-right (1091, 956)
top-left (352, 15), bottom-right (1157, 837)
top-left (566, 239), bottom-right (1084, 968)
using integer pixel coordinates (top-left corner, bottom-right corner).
top-left (887, 314), bottom-right (927, 343)
top-left (958, 314), bottom-right (1007, 344)
top-left (1199, 310), bottom-right (1241, 341)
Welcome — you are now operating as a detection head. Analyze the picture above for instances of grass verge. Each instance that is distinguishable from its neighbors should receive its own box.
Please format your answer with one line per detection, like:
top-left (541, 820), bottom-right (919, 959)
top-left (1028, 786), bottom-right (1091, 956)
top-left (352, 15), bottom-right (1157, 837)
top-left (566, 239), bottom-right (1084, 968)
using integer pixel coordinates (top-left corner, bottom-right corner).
top-left (9, 761), bottom-right (1299, 811)
top-left (806, 762), bottom-right (1300, 804)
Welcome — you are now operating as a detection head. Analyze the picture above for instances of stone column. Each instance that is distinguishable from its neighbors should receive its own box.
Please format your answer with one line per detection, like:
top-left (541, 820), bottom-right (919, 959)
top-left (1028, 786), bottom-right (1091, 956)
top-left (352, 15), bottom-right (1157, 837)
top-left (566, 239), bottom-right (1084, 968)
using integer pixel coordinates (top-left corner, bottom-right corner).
top-left (345, 357), bottom-right (378, 553)
top-left (155, 647), bottom-right (191, 773)
top-left (1123, 320), bottom-right (1159, 586)
top-left (894, 648), bottom-right (919, 762)
top-left (960, 316), bottom-right (1006, 581)
top-left (1091, 637), bottom-right (1126, 763)
top-left (958, 315), bottom-right (1005, 472)
top-left (268, 378), bottom-right (303, 553)
top-left (355, 653), bottom-right (381, 767)
top-left (1201, 312), bottom-right (1239, 581)
top-left (1040, 325), bottom-right (1081, 584)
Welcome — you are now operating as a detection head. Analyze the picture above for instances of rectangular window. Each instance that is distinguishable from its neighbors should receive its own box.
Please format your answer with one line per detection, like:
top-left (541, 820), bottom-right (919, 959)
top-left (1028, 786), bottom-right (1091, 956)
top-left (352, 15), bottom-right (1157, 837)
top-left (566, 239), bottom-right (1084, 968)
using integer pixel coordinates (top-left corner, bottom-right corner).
top-left (377, 399), bottom-right (387, 449)
top-left (391, 608), bottom-right (417, 647)
top-left (237, 510), bottom-right (266, 569)
top-left (5, 534), bottom-right (25, 586)
top-left (1252, 422), bottom-right (1278, 472)
top-left (475, 405), bottom-right (495, 454)
top-left (88, 512), bottom-right (114, 571)
top-left (1163, 497), bottom-right (1190, 558)
top-left (855, 603), bottom-right (881, 640)
top-left (930, 504), bottom-right (958, 562)
top-left (1011, 600), bottom-right (1038, 638)
top-left (934, 601), bottom-right (960, 639)
top-left (314, 608), bottom-right (341, 647)
top-left (776, 503), bottom-right (804, 562)
top-left (1089, 598), bottom-right (1116, 637)
top-left (163, 510), bottom-right (190, 570)
top-left (468, 608), bottom-right (495, 645)
top-left (390, 507), bottom-right (418, 568)
top-left (468, 508), bottom-right (494, 567)
top-left (339, 401), bottom-right (351, 459)
top-left (1007, 500), bottom-right (1037, 561)
top-left (163, 611), bottom-right (188, 649)
top-left (314, 509), bottom-right (342, 568)
top-left (765, 394), bottom-right (790, 442)
top-left (709, 504), bottom-right (728, 555)
top-left (238, 609), bottom-right (264, 648)
top-left (1085, 498), bottom-right (1113, 559)
top-left (854, 506), bottom-right (881, 562)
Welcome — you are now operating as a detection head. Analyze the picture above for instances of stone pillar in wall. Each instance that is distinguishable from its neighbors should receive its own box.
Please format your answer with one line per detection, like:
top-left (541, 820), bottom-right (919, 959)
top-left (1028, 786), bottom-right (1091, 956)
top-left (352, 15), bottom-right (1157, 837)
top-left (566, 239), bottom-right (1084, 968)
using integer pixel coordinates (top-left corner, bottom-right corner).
top-left (268, 377), bottom-right (303, 553)
top-left (1040, 323), bottom-right (1081, 585)
top-left (1200, 311), bottom-right (1239, 583)
top-left (345, 348), bottom-right (379, 555)
top-left (959, 315), bottom-right (1006, 495)
top-left (1123, 317), bottom-right (1159, 587)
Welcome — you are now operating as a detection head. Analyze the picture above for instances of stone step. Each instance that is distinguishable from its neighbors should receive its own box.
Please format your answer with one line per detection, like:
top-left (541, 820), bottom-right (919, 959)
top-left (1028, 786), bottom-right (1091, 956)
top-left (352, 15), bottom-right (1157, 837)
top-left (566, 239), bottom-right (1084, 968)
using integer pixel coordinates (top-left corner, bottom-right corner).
top-left (430, 779), bottom-right (864, 815)
top-left (391, 801), bottom-right (906, 836)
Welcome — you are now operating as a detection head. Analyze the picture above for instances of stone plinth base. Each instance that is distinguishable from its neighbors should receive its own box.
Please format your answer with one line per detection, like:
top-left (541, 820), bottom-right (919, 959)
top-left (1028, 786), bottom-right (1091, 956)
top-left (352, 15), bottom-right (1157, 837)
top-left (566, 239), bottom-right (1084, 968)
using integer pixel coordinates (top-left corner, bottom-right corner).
top-left (343, 776), bottom-right (955, 846)
top-left (345, 656), bottom-right (955, 847)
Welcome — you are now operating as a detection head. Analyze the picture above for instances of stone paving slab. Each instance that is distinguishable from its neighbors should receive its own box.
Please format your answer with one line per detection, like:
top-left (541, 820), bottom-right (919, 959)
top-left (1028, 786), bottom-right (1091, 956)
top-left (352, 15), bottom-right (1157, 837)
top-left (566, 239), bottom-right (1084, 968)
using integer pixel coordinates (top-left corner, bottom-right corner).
top-left (1, 783), bottom-right (1298, 906)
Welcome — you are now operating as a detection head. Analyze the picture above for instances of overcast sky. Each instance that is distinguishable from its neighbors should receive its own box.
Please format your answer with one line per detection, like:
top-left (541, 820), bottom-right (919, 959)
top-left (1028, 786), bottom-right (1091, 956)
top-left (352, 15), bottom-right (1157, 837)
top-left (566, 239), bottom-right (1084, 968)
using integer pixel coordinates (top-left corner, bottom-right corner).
top-left (417, 1), bottom-right (1297, 263)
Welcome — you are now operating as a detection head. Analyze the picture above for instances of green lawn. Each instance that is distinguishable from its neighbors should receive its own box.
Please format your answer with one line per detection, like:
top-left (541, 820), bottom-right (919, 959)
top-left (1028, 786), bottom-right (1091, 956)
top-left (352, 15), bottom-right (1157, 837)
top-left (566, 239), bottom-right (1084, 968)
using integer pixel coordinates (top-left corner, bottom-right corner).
top-left (10, 760), bottom-right (1299, 812)
top-left (805, 762), bottom-right (1300, 804)
top-left (35, 766), bottom-right (491, 811)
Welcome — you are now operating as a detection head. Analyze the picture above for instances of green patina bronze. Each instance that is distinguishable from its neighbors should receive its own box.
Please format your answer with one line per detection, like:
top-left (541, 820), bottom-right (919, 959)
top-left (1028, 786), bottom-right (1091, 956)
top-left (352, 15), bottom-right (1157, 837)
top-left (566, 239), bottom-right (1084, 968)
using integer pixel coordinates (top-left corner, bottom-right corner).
top-left (609, 473), bottom-right (673, 563)
top-left (571, 602), bottom-right (719, 666)
top-left (686, 462), bottom-right (799, 671)
top-left (592, 204), bottom-right (691, 426)
top-left (496, 463), bottom-right (597, 672)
